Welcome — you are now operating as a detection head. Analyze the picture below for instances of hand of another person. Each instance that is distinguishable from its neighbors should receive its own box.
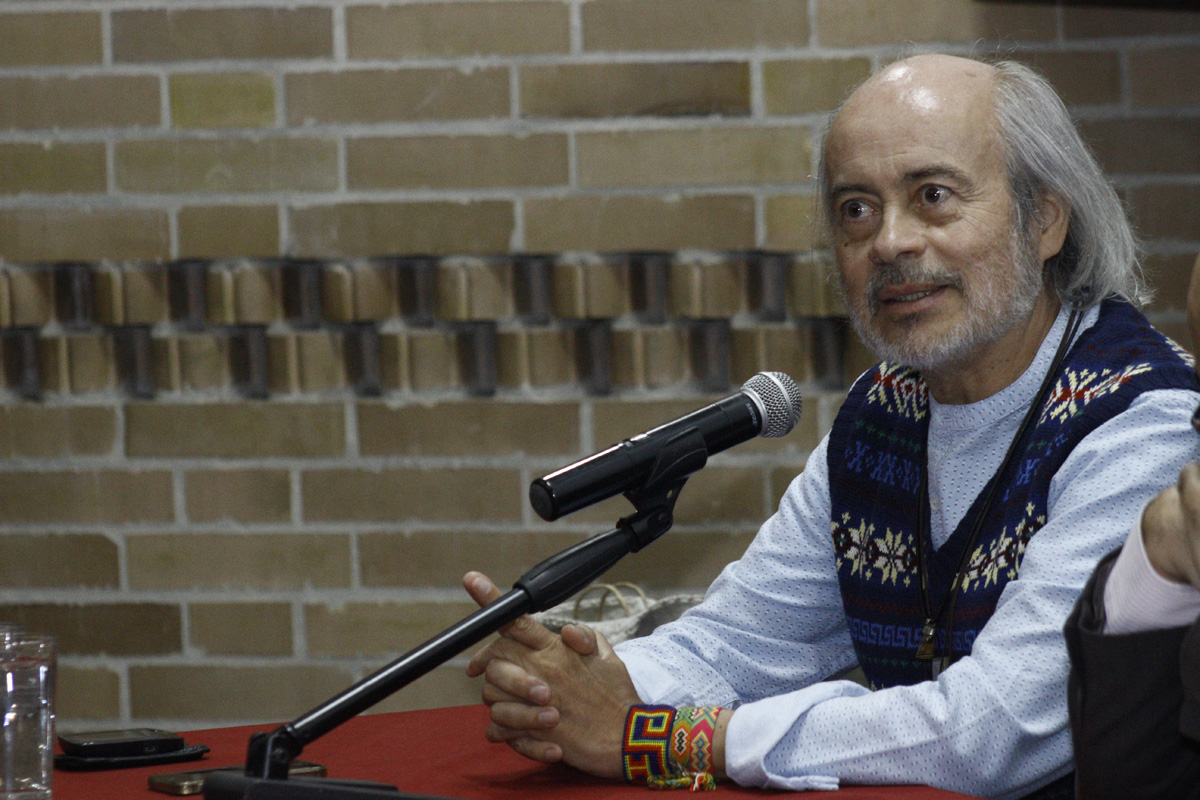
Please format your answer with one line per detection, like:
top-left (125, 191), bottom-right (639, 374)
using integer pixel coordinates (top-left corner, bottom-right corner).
top-left (461, 571), bottom-right (641, 779)
top-left (1143, 463), bottom-right (1200, 590)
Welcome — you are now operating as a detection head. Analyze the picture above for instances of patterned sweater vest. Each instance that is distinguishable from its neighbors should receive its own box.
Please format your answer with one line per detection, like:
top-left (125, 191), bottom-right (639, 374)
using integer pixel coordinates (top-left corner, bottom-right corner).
top-left (827, 299), bottom-right (1198, 689)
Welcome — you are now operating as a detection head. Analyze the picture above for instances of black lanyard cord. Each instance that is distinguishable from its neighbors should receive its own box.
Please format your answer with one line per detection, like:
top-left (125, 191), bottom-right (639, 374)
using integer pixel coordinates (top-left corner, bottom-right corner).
top-left (914, 308), bottom-right (1084, 675)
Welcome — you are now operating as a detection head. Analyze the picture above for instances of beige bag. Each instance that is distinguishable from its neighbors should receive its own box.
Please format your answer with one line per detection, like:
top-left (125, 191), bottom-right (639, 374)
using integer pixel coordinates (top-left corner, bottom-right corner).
top-left (534, 582), bottom-right (703, 645)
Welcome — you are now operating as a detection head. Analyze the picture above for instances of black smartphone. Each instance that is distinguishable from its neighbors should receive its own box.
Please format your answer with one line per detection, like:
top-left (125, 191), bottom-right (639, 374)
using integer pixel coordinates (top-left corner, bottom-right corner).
top-left (148, 761), bottom-right (327, 795)
top-left (58, 728), bottom-right (185, 759)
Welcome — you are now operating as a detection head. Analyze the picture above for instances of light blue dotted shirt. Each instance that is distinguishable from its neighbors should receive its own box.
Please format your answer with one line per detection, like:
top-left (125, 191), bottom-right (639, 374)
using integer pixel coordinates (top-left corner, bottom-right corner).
top-left (616, 305), bottom-right (1200, 799)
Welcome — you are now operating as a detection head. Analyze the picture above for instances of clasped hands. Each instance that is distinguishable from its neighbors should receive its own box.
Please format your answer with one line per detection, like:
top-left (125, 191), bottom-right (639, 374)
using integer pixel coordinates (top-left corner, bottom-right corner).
top-left (461, 571), bottom-right (642, 779)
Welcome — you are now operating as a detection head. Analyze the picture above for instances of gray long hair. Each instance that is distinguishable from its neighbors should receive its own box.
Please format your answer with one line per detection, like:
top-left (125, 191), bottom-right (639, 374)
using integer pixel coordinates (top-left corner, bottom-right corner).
top-left (817, 58), bottom-right (1147, 308)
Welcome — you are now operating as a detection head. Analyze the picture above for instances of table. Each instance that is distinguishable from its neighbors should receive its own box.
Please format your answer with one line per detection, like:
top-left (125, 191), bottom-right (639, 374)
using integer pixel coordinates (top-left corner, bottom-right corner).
top-left (53, 705), bottom-right (980, 800)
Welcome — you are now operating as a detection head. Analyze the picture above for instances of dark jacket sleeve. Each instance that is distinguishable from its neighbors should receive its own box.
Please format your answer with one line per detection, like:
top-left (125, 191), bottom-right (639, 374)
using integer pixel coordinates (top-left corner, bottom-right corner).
top-left (1066, 549), bottom-right (1200, 800)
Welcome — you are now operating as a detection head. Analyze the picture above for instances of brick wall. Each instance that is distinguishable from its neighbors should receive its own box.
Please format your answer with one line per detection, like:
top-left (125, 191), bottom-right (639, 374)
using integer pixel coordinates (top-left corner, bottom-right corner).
top-left (0, 0), bottom-right (1197, 733)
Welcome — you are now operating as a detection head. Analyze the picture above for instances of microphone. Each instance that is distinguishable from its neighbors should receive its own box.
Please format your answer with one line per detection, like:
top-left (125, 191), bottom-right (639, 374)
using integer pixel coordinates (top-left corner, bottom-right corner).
top-left (529, 372), bottom-right (802, 521)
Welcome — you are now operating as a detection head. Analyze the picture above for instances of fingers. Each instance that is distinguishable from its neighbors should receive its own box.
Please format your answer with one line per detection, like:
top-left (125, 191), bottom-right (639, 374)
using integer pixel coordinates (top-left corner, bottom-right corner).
top-left (488, 700), bottom-right (559, 732)
top-left (461, 571), bottom-right (558, 650)
top-left (507, 737), bottom-right (563, 764)
top-left (560, 623), bottom-right (597, 656)
top-left (485, 658), bottom-right (552, 705)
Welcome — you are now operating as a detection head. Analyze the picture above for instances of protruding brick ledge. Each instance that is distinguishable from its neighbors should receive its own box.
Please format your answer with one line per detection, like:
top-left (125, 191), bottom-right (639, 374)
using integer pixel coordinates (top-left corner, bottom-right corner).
top-left (0, 251), bottom-right (853, 400)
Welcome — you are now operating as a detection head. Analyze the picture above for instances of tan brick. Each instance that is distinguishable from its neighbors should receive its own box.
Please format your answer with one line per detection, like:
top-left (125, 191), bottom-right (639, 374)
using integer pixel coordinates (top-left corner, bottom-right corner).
top-left (0, 75), bottom-right (158, 130)
top-left (0, 267), bottom-right (53, 327)
top-left (370, 665), bottom-right (482, 713)
top-left (116, 138), bottom-right (337, 194)
top-left (0, 534), bottom-right (117, 589)
top-left (435, 256), bottom-right (514, 321)
top-left (128, 533), bottom-right (351, 591)
top-left (1130, 46), bottom-right (1200, 109)
top-left (583, 0), bottom-right (807, 51)
top-left (1078, 118), bottom-right (1200, 175)
top-left (306, 601), bottom-right (480, 657)
top-left (185, 469), bottom-right (291, 524)
top-left (320, 261), bottom-right (398, 322)
top-left (179, 205), bottom-right (280, 259)
top-left (357, 400), bottom-right (579, 457)
top-left (731, 324), bottom-right (816, 387)
top-left (152, 333), bottom-right (232, 392)
top-left (170, 72), bottom-right (276, 129)
top-left (0, 471), bottom-right (172, 524)
top-left (789, 253), bottom-right (846, 317)
top-left (348, 134), bottom-right (568, 191)
top-left (496, 328), bottom-right (578, 388)
top-left (93, 265), bottom-right (170, 326)
top-left (668, 252), bottom-right (746, 318)
top-left (602, 529), bottom-right (758, 589)
top-left (112, 8), bottom-right (333, 62)
top-left (360, 530), bottom-right (581, 588)
top-left (0, 142), bottom-right (106, 195)
top-left (1015, 50), bottom-right (1121, 109)
top-left (347, 2), bottom-right (569, 58)
top-left (0, 208), bottom-right (170, 262)
top-left (290, 201), bottom-right (514, 257)
top-left (816, 0), bottom-right (1054, 47)
top-left (43, 332), bottom-right (118, 393)
top-left (205, 261), bottom-right (282, 325)
top-left (130, 665), bottom-right (352, 721)
top-left (578, 126), bottom-right (809, 189)
top-left (765, 194), bottom-right (824, 252)
top-left (0, 12), bottom-right (102, 67)
top-left (1144, 253), bottom-right (1193, 315)
top-left (0, 406), bottom-right (117, 458)
top-left (611, 326), bottom-right (691, 389)
top-left (59, 667), bottom-right (120, 721)
top-left (0, 603), bottom-right (180, 656)
top-left (1063, 6), bottom-right (1200, 39)
top-left (1128, 185), bottom-right (1200, 241)
top-left (287, 68), bottom-right (509, 124)
top-left (190, 602), bottom-right (293, 657)
top-left (379, 330), bottom-right (463, 392)
top-left (521, 62), bottom-right (750, 119)
top-left (267, 330), bottom-right (347, 392)
top-left (763, 57), bottom-right (872, 115)
top-left (303, 468), bottom-right (523, 523)
top-left (670, 466), bottom-right (769, 524)
top-left (126, 403), bottom-right (345, 458)
top-left (525, 195), bottom-right (755, 252)
top-left (550, 253), bottom-right (631, 319)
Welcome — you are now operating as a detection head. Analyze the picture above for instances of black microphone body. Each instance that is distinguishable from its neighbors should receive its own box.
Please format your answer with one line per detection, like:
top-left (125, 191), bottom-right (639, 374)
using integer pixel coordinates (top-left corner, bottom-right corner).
top-left (530, 372), bottom-right (801, 521)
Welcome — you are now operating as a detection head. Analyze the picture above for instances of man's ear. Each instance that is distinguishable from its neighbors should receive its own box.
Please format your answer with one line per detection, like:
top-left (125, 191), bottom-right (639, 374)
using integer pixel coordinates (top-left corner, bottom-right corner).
top-left (1034, 192), bottom-right (1070, 265)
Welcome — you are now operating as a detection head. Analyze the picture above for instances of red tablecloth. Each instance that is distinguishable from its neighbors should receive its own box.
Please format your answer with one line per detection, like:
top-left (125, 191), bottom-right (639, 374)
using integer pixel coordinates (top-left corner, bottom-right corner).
top-left (53, 705), bottom-right (979, 800)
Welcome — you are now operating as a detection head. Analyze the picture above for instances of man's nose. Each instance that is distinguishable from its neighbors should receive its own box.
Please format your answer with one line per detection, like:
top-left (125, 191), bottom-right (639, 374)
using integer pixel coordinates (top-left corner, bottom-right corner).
top-left (869, 209), bottom-right (925, 265)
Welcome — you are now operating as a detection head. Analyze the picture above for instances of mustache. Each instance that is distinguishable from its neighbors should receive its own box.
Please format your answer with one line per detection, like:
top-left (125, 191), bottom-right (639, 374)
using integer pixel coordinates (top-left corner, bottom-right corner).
top-left (865, 259), bottom-right (963, 309)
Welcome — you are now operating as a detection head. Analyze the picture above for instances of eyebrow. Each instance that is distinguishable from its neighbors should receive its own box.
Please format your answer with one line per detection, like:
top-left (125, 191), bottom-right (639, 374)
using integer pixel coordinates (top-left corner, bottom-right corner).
top-left (828, 163), bottom-right (976, 201)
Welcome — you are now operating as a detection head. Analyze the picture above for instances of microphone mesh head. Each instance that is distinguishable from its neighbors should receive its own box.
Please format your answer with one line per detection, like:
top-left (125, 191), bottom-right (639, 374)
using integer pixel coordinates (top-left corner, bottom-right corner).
top-left (742, 372), bottom-right (803, 437)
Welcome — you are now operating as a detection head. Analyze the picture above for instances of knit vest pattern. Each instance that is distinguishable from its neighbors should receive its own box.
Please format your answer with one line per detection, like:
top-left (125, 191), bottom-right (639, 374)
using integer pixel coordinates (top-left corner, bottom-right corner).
top-left (827, 299), bottom-right (1198, 690)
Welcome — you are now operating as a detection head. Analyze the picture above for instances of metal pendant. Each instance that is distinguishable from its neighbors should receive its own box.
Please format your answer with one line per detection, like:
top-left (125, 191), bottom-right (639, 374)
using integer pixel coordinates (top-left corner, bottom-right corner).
top-left (915, 619), bottom-right (937, 661)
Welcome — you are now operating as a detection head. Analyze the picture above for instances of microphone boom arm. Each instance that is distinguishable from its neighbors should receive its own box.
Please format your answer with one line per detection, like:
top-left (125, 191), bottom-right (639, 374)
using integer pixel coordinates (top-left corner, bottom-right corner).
top-left (226, 428), bottom-right (709, 798)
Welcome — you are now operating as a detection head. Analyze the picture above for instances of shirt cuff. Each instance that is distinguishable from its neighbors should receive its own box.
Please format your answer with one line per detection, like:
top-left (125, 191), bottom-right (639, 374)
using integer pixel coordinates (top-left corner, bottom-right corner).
top-left (1103, 516), bottom-right (1200, 634)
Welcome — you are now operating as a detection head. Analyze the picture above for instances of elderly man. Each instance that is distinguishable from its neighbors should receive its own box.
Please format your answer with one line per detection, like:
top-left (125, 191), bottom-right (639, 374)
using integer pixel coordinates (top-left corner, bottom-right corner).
top-left (463, 54), bottom-right (1200, 799)
top-left (1066, 259), bottom-right (1200, 800)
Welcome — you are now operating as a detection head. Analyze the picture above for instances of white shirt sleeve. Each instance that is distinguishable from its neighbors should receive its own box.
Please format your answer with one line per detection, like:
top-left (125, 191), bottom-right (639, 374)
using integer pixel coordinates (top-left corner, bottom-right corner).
top-left (1102, 516), bottom-right (1200, 635)
top-left (618, 388), bottom-right (1200, 800)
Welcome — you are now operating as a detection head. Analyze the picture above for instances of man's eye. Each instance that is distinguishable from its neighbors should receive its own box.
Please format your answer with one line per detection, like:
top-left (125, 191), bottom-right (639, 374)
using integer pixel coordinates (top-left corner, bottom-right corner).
top-left (921, 185), bottom-right (949, 204)
top-left (841, 199), bottom-right (871, 220)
